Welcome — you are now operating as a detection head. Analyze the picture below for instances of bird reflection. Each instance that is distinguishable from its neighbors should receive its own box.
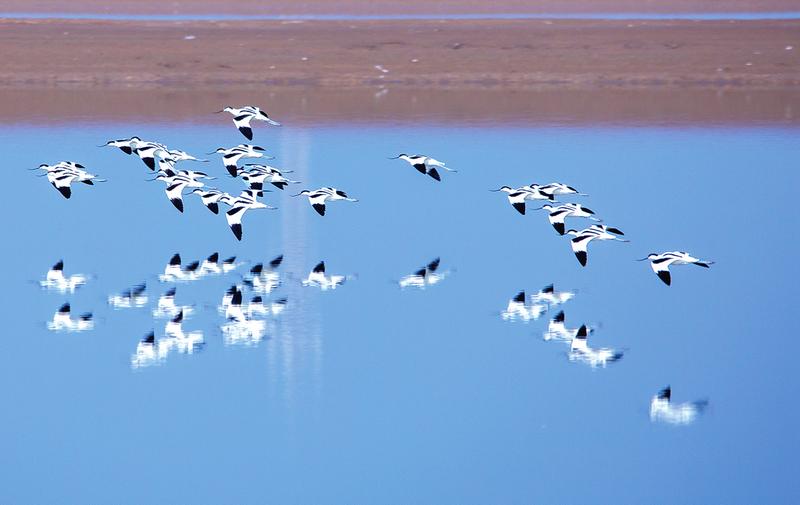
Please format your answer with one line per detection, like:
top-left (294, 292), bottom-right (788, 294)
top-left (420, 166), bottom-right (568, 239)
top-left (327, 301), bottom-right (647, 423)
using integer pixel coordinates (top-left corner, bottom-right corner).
top-left (159, 253), bottom-right (238, 282)
top-left (162, 310), bottom-right (204, 354)
top-left (531, 284), bottom-right (575, 307)
top-left (220, 286), bottom-right (273, 346)
top-left (543, 310), bottom-right (591, 342)
top-left (152, 287), bottom-right (194, 318)
top-left (243, 254), bottom-right (284, 294)
top-left (47, 303), bottom-right (93, 332)
top-left (108, 282), bottom-right (148, 309)
top-left (650, 386), bottom-right (708, 425)
top-left (39, 260), bottom-right (88, 293)
top-left (302, 261), bottom-right (349, 291)
top-left (568, 325), bottom-right (623, 368)
top-left (501, 290), bottom-right (547, 322)
top-left (398, 257), bottom-right (448, 289)
top-left (130, 331), bottom-right (159, 369)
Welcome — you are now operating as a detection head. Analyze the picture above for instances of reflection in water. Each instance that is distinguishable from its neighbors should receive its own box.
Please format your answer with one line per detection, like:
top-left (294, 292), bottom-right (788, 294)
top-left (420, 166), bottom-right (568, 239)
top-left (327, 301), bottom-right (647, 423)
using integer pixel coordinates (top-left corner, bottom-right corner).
top-left (220, 285), bottom-right (284, 346)
top-left (108, 282), bottom-right (148, 309)
top-left (531, 284), bottom-right (575, 307)
top-left (159, 252), bottom-right (238, 282)
top-left (243, 255), bottom-right (284, 294)
top-left (152, 287), bottom-right (194, 318)
top-left (501, 290), bottom-right (547, 322)
top-left (650, 386), bottom-right (708, 425)
top-left (543, 310), bottom-right (590, 342)
top-left (39, 260), bottom-right (88, 293)
top-left (302, 261), bottom-right (350, 291)
top-left (398, 257), bottom-right (448, 289)
top-left (47, 303), bottom-right (94, 333)
top-left (130, 313), bottom-right (205, 370)
top-left (568, 325), bottom-right (623, 368)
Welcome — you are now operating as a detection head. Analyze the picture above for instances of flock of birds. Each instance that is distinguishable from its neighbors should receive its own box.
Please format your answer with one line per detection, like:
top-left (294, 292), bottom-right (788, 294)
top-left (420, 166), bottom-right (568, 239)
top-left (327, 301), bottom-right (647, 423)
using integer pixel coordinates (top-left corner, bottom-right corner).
top-left (33, 104), bottom-right (711, 424)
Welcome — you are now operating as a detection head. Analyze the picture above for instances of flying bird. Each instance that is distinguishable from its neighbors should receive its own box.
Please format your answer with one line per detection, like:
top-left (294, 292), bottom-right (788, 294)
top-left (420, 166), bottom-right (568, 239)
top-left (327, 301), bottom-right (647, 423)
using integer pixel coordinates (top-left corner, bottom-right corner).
top-left (398, 257), bottom-right (447, 289)
top-left (650, 386), bottom-right (708, 425)
top-left (293, 187), bottom-right (358, 216)
top-left (568, 325), bottom-right (623, 368)
top-left (225, 190), bottom-right (276, 240)
top-left (390, 154), bottom-right (456, 182)
top-left (501, 290), bottom-right (547, 322)
top-left (566, 226), bottom-right (628, 266)
top-left (637, 251), bottom-right (714, 286)
top-left (211, 145), bottom-right (272, 177)
top-left (491, 185), bottom-right (554, 215)
top-left (218, 106), bottom-right (282, 140)
top-left (39, 260), bottom-right (88, 293)
top-left (302, 261), bottom-right (348, 290)
top-left (537, 203), bottom-right (600, 235)
top-left (47, 303), bottom-right (94, 332)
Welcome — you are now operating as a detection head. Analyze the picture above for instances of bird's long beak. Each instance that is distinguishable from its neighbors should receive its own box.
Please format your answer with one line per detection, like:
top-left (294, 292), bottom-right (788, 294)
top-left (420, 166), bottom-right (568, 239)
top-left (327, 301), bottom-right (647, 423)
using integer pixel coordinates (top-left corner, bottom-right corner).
top-left (214, 110), bottom-right (225, 113)
top-left (635, 257), bottom-right (649, 261)
top-left (145, 176), bottom-right (159, 181)
top-left (387, 155), bottom-right (401, 159)
top-left (28, 166), bottom-right (44, 171)
top-left (267, 119), bottom-right (282, 126)
top-left (97, 142), bottom-right (111, 147)
top-left (35, 172), bottom-right (49, 177)
top-left (290, 193), bottom-right (303, 197)
top-left (532, 205), bottom-right (546, 210)
top-left (489, 188), bottom-right (502, 192)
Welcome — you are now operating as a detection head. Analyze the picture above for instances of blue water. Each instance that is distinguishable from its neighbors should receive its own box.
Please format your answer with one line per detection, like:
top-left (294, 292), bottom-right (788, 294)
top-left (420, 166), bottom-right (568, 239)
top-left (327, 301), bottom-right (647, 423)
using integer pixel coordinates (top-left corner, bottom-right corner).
top-left (2, 11), bottom-right (800, 21)
top-left (0, 122), bottom-right (798, 503)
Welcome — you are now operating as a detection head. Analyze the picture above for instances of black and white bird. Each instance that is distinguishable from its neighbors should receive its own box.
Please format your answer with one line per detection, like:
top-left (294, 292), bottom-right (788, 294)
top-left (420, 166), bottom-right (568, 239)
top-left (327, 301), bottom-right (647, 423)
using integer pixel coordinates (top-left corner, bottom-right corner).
top-left (225, 190), bottom-right (276, 241)
top-left (537, 203), bottom-right (600, 235)
top-left (99, 136), bottom-right (141, 155)
top-left (531, 284), bottom-right (575, 306)
top-left (566, 225), bottom-right (628, 266)
top-left (302, 261), bottom-right (348, 290)
top-left (211, 145), bottom-right (273, 177)
top-left (243, 255), bottom-right (284, 294)
top-left (190, 188), bottom-right (234, 214)
top-left (39, 260), bottom-right (88, 293)
top-left (637, 251), bottom-right (714, 286)
top-left (398, 257), bottom-right (446, 289)
top-left (501, 290), bottom-right (548, 322)
top-left (153, 287), bottom-right (194, 318)
top-left (239, 164), bottom-right (300, 190)
top-left (163, 310), bottom-right (205, 354)
top-left (293, 187), bottom-right (358, 216)
top-left (152, 172), bottom-right (204, 212)
top-left (491, 185), bottom-right (554, 215)
top-left (218, 106), bottom-right (282, 140)
top-left (568, 325), bottom-right (623, 368)
top-left (650, 386), bottom-right (708, 425)
top-left (166, 149), bottom-right (207, 163)
top-left (130, 139), bottom-right (169, 170)
top-left (390, 154), bottom-right (456, 182)
top-left (537, 182), bottom-right (587, 197)
top-left (108, 282), bottom-right (148, 309)
top-left (543, 311), bottom-right (590, 342)
top-left (36, 162), bottom-right (105, 199)
top-left (48, 302), bottom-right (94, 332)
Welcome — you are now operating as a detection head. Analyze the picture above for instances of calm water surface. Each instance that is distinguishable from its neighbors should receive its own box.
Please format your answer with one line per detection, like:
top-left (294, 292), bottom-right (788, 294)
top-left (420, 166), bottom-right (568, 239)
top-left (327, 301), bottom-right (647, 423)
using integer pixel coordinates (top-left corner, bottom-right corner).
top-left (0, 122), bottom-right (797, 503)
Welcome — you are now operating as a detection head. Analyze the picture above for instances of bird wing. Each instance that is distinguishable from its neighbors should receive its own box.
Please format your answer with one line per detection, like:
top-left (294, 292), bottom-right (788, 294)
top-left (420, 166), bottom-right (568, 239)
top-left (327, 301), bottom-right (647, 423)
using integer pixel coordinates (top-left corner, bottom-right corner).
top-left (233, 114), bottom-right (254, 140)
top-left (225, 206), bottom-right (248, 241)
top-left (165, 180), bottom-right (188, 212)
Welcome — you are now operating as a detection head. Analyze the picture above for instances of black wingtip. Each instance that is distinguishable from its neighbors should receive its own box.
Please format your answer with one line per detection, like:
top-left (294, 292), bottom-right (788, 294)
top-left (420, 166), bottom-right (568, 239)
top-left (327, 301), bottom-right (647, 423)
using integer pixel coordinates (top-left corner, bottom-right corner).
top-left (231, 223), bottom-right (243, 241)
top-left (658, 386), bottom-right (671, 401)
top-left (169, 253), bottom-right (181, 266)
top-left (207, 252), bottom-right (219, 263)
top-left (53, 260), bottom-right (64, 271)
top-left (224, 256), bottom-right (236, 264)
top-left (695, 262), bottom-right (711, 268)
top-left (56, 185), bottom-right (71, 199)
top-left (428, 167), bottom-right (441, 181)
top-left (251, 263), bottom-right (264, 274)
top-left (656, 270), bottom-right (671, 286)
top-left (171, 310), bottom-right (184, 323)
top-left (576, 325), bottom-right (588, 338)
top-left (575, 250), bottom-right (587, 267)
top-left (312, 203), bottom-right (326, 216)
top-left (59, 302), bottom-right (71, 314)
top-left (143, 331), bottom-right (155, 344)
top-left (165, 287), bottom-right (176, 297)
top-left (239, 126), bottom-right (253, 140)
top-left (313, 261), bottom-right (325, 274)
top-left (208, 202), bottom-right (219, 214)
top-left (231, 290), bottom-right (243, 306)
top-left (512, 201), bottom-right (525, 215)
top-left (608, 227), bottom-right (624, 236)
top-left (553, 310), bottom-right (565, 323)
top-left (171, 198), bottom-right (184, 213)
top-left (185, 261), bottom-right (199, 272)
top-left (226, 165), bottom-right (238, 177)
top-left (272, 181), bottom-right (288, 190)
top-left (143, 157), bottom-right (156, 170)
top-left (513, 291), bottom-right (525, 303)
top-left (120, 146), bottom-right (133, 155)
top-left (542, 284), bottom-right (554, 293)
top-left (251, 295), bottom-right (263, 304)
top-left (553, 222), bottom-right (565, 235)
top-left (269, 254), bottom-right (284, 269)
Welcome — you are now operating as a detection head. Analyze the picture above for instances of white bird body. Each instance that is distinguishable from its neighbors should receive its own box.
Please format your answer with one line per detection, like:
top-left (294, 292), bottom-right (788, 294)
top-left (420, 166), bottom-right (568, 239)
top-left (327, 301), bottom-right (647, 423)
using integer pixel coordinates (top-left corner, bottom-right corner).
top-left (131, 139), bottom-right (169, 170)
top-left (501, 290), bottom-right (547, 322)
top-left (538, 182), bottom-right (587, 197)
top-left (492, 185), bottom-right (554, 215)
top-left (40, 260), bottom-right (88, 292)
top-left (302, 262), bottom-right (347, 290)
top-left (37, 162), bottom-right (105, 199)
top-left (225, 190), bottom-right (276, 241)
top-left (167, 149), bottom-right (207, 163)
top-left (219, 286), bottom-right (268, 346)
top-left (101, 136), bottom-right (141, 155)
top-left (650, 387), bottom-right (708, 425)
top-left (108, 283), bottom-right (148, 309)
top-left (153, 287), bottom-right (194, 318)
top-left (240, 164), bottom-right (300, 190)
top-left (539, 203), bottom-right (599, 235)
top-left (245, 256), bottom-right (284, 294)
top-left (398, 258), bottom-right (446, 289)
top-left (153, 173), bottom-right (204, 213)
top-left (639, 251), bottom-right (713, 286)
top-left (220, 105), bottom-right (281, 140)
top-left (566, 225), bottom-right (628, 266)
top-left (294, 187), bottom-right (358, 216)
top-left (212, 144), bottom-right (271, 177)
top-left (163, 311), bottom-right (204, 354)
top-left (531, 284), bottom-right (575, 306)
top-left (47, 303), bottom-right (93, 332)
top-left (568, 325), bottom-right (623, 368)
top-left (543, 311), bottom-right (590, 342)
top-left (392, 154), bottom-right (456, 181)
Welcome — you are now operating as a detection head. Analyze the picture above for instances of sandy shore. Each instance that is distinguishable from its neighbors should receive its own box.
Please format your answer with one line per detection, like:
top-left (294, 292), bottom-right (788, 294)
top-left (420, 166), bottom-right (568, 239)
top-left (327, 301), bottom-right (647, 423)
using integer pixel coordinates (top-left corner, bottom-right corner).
top-left (1, 1), bottom-right (798, 124)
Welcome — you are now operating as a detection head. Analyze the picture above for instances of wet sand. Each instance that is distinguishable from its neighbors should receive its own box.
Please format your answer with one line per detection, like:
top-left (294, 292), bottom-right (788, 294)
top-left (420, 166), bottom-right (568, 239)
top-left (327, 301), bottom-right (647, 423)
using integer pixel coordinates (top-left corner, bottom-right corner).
top-left (1, 1), bottom-right (798, 124)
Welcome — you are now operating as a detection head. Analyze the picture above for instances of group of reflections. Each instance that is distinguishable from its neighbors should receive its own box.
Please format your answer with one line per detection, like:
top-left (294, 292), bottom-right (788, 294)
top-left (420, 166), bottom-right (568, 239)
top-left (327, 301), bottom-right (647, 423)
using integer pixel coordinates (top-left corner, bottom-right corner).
top-left (492, 183), bottom-right (713, 285)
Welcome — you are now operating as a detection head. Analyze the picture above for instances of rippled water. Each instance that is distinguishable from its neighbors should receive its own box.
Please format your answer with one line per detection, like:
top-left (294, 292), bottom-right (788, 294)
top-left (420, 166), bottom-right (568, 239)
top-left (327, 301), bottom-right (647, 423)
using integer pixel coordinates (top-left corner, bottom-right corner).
top-left (1, 122), bottom-right (797, 503)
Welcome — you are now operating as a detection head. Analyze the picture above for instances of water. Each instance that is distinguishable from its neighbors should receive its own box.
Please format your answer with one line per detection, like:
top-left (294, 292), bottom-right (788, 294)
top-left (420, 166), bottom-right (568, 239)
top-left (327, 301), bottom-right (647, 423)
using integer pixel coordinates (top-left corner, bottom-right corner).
top-left (0, 122), bottom-right (798, 503)
top-left (3, 11), bottom-right (800, 21)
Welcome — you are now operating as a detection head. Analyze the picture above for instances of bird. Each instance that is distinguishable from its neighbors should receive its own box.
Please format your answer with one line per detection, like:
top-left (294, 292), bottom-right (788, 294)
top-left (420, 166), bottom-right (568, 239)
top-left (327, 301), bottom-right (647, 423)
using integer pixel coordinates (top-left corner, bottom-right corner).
top-left (39, 260), bottom-right (88, 293)
top-left (491, 185), bottom-right (554, 215)
top-left (225, 190), bottom-right (276, 241)
top-left (152, 172), bottom-right (204, 212)
top-left (163, 310), bottom-right (205, 354)
top-left (543, 311), bottom-right (590, 341)
top-left (537, 182), bottom-right (588, 197)
top-left (47, 302), bottom-right (93, 332)
top-left (36, 162), bottom-right (105, 199)
top-left (501, 290), bottom-right (548, 322)
top-left (239, 164), bottom-right (300, 190)
top-left (218, 106), bottom-right (282, 140)
top-left (650, 386), bottom-right (708, 425)
top-left (302, 261), bottom-right (348, 290)
top-left (130, 330), bottom-right (160, 369)
top-left (243, 255), bottom-right (284, 294)
top-left (530, 284), bottom-right (575, 306)
top-left (160, 253), bottom-right (184, 282)
top-left (130, 139), bottom-right (169, 170)
top-left (568, 325), bottom-right (623, 368)
top-left (389, 154), bottom-right (456, 182)
top-left (99, 136), bottom-right (141, 155)
top-left (537, 203), bottom-right (600, 235)
top-left (220, 286), bottom-right (269, 346)
top-left (292, 187), bottom-right (358, 216)
top-left (637, 252), bottom-right (714, 286)
top-left (153, 287), bottom-right (194, 318)
top-left (108, 282), bottom-right (148, 309)
top-left (246, 295), bottom-right (287, 318)
top-left (211, 145), bottom-right (273, 177)
top-left (190, 188), bottom-right (234, 214)
top-left (566, 226), bottom-right (629, 266)
top-left (166, 149), bottom-right (207, 163)
top-left (398, 257), bottom-right (446, 289)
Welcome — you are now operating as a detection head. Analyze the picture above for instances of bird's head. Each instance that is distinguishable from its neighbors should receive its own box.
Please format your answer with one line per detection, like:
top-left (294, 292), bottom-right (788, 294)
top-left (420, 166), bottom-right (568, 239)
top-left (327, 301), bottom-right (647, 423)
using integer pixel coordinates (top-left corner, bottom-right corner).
top-left (388, 154), bottom-right (408, 160)
top-left (565, 229), bottom-right (579, 236)
top-left (292, 190), bottom-right (311, 197)
top-left (211, 148), bottom-right (227, 154)
top-left (636, 254), bottom-right (659, 261)
top-left (490, 185), bottom-right (513, 193)
top-left (216, 106), bottom-right (233, 113)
